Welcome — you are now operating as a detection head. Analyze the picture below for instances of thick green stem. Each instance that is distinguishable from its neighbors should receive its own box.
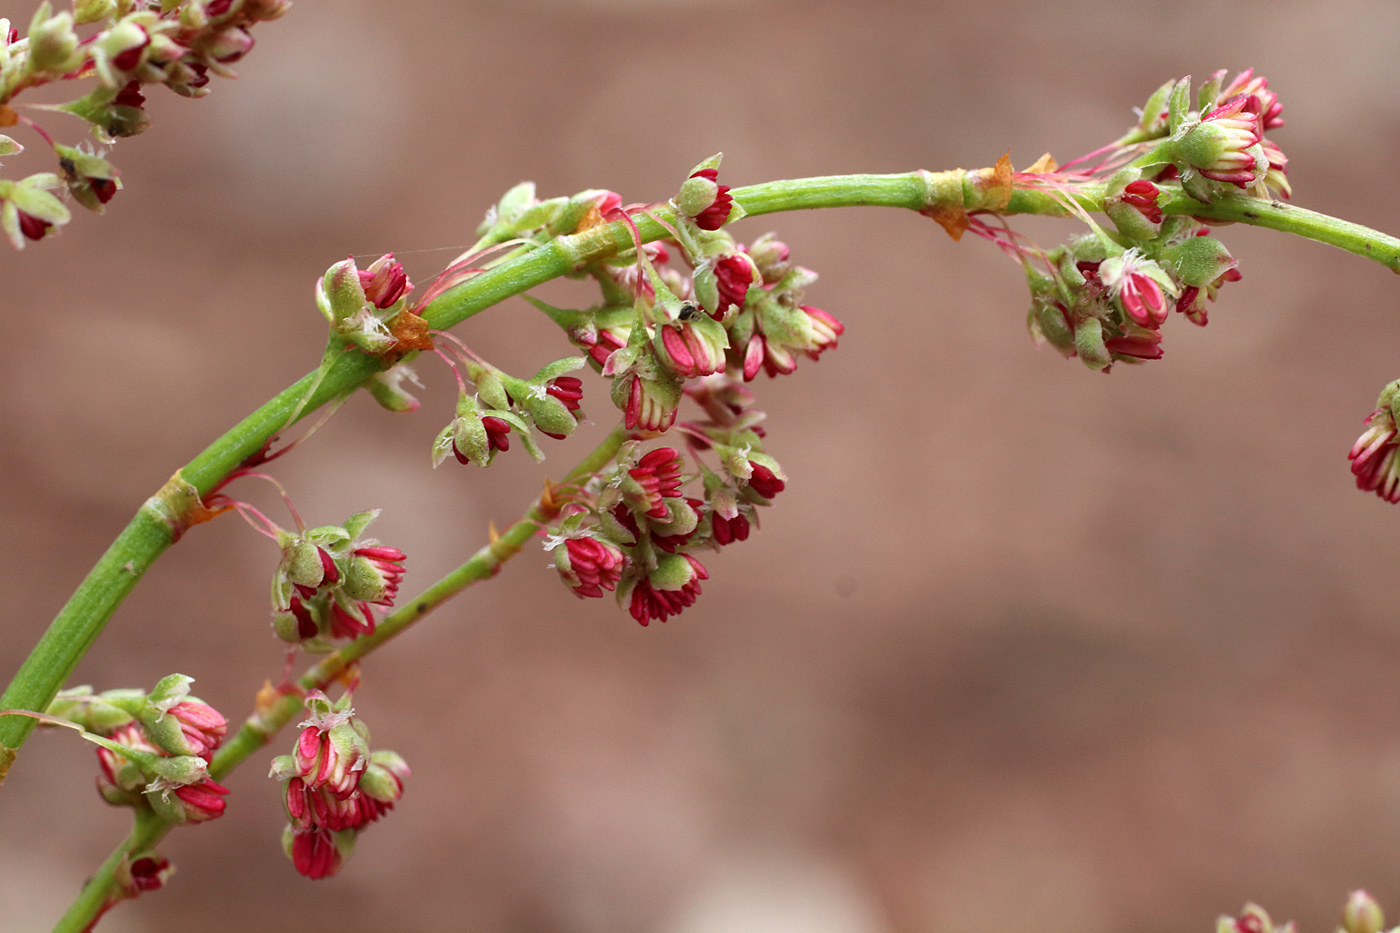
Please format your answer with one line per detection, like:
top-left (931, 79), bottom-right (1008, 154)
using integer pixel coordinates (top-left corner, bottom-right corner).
top-left (54, 427), bottom-right (627, 933)
top-left (5, 169), bottom-right (1400, 763)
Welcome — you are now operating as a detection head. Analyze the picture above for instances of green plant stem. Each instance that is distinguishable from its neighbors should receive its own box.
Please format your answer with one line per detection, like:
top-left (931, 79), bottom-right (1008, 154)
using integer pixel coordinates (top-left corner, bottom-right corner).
top-left (5, 169), bottom-right (1400, 762)
top-left (52, 426), bottom-right (627, 933)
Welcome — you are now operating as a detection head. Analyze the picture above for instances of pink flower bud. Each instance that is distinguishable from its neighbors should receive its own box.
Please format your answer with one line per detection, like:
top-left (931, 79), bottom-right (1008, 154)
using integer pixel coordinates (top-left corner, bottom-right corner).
top-left (1120, 180), bottom-right (1162, 224)
top-left (1350, 406), bottom-right (1400, 503)
top-left (124, 854), bottom-right (172, 894)
top-left (626, 448), bottom-right (685, 519)
top-left (109, 25), bottom-right (150, 72)
top-left (585, 329), bottom-right (627, 368)
top-left (344, 545), bottom-right (406, 607)
top-left (294, 723), bottom-right (366, 798)
top-left (1177, 94), bottom-right (1265, 187)
top-left (619, 373), bottom-right (680, 433)
top-left (628, 554), bottom-right (708, 626)
top-left (96, 722), bottom-right (160, 800)
top-left (454, 415), bottom-right (511, 464)
top-left (747, 464), bottom-right (785, 500)
top-left (711, 510), bottom-right (751, 546)
top-left (681, 168), bottom-right (734, 231)
top-left (286, 826), bottom-right (348, 879)
top-left (204, 26), bottom-right (254, 64)
top-left (165, 700), bottom-right (228, 760)
top-left (656, 319), bottom-right (727, 379)
top-left (555, 536), bottom-right (626, 598)
top-left (1104, 330), bottom-right (1164, 361)
top-left (713, 252), bottom-right (761, 317)
top-left (357, 253), bottom-right (412, 309)
top-left (154, 778), bottom-right (230, 824)
top-left (17, 211), bottom-right (52, 242)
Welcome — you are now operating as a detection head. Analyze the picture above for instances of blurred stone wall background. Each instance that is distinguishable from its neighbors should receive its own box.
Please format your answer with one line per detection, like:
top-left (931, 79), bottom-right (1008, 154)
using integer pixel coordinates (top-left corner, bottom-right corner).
top-left (5, 1), bottom-right (1400, 930)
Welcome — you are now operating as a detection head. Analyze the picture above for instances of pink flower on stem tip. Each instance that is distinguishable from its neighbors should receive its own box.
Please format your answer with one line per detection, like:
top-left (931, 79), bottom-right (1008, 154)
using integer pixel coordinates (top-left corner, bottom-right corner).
top-left (1351, 407), bottom-right (1400, 503)
top-left (628, 448), bottom-right (685, 519)
top-left (1120, 180), bottom-right (1162, 224)
top-left (689, 168), bottom-right (733, 231)
top-left (358, 254), bottom-right (411, 309)
top-left (629, 555), bottom-right (708, 626)
top-left (556, 536), bottom-right (626, 598)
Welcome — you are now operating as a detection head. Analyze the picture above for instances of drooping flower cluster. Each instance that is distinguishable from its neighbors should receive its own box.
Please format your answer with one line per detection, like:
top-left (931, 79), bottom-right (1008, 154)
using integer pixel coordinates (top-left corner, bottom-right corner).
top-left (543, 377), bottom-right (787, 625)
top-left (269, 691), bottom-right (409, 880)
top-left (269, 510), bottom-right (407, 652)
top-left (0, 0), bottom-right (287, 246)
top-left (418, 157), bottom-right (839, 626)
top-left (1012, 72), bottom-right (1290, 370)
top-left (47, 674), bottom-right (230, 825)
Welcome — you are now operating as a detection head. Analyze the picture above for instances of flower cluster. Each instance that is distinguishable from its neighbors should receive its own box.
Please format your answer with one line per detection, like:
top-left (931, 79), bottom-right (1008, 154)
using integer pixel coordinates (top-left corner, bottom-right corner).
top-left (430, 356), bottom-right (587, 467)
top-left (1124, 69), bottom-right (1290, 202)
top-left (269, 691), bottom-right (409, 880)
top-left (419, 158), bottom-right (839, 626)
top-left (0, 0), bottom-right (286, 247)
top-left (269, 510), bottom-right (407, 652)
top-left (1009, 71), bottom-right (1297, 369)
top-left (545, 377), bottom-right (786, 625)
top-left (47, 674), bottom-right (230, 824)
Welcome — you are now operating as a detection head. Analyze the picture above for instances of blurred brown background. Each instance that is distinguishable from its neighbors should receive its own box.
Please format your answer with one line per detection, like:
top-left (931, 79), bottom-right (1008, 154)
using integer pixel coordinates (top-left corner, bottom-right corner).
top-left (5, 1), bottom-right (1400, 930)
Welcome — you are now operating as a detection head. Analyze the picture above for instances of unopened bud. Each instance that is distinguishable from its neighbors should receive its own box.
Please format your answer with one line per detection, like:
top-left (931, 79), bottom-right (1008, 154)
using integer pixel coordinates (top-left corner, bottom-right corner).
top-left (26, 3), bottom-right (80, 74)
top-left (73, 0), bottom-right (116, 25)
top-left (1344, 892), bottom-right (1384, 933)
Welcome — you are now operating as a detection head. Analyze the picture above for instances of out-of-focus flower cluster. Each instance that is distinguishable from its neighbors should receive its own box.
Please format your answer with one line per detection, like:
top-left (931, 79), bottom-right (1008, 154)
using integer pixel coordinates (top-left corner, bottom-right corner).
top-left (1, 0), bottom-right (286, 247)
top-left (269, 691), bottom-right (408, 879)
